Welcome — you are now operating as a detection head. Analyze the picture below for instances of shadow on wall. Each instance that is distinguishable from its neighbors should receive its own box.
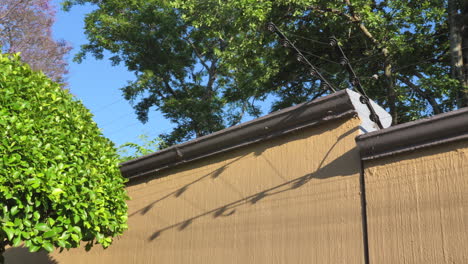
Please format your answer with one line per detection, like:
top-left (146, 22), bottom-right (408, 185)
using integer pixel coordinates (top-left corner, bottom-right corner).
top-left (4, 247), bottom-right (58, 264)
top-left (128, 154), bottom-right (248, 218)
top-left (129, 124), bottom-right (359, 218)
top-left (148, 143), bottom-right (360, 241)
top-left (123, 119), bottom-right (360, 242)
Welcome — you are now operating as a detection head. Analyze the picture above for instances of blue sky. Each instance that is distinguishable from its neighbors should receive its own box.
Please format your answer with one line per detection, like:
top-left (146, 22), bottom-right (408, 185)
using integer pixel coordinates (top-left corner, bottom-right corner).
top-left (51, 1), bottom-right (173, 149)
top-left (50, 1), bottom-right (278, 151)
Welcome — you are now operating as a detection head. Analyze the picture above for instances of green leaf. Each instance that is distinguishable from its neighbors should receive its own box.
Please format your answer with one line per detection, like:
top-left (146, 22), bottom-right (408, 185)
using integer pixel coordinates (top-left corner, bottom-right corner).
top-left (10, 206), bottom-right (19, 216)
top-left (71, 226), bottom-right (81, 234)
top-left (35, 223), bottom-right (50, 232)
top-left (21, 231), bottom-right (31, 239)
top-left (29, 245), bottom-right (41, 252)
top-left (57, 239), bottom-right (67, 248)
top-left (43, 241), bottom-right (54, 252)
top-left (43, 230), bottom-right (57, 239)
top-left (73, 215), bottom-right (80, 224)
top-left (95, 232), bottom-right (104, 241)
top-left (26, 178), bottom-right (41, 188)
top-left (0, 52), bottom-right (128, 254)
top-left (4, 221), bottom-right (14, 227)
top-left (48, 218), bottom-right (55, 226)
top-left (70, 234), bottom-right (79, 242)
top-left (23, 219), bottom-right (32, 227)
top-left (4, 228), bottom-right (14, 241)
top-left (14, 218), bottom-right (22, 227)
top-left (12, 235), bottom-right (22, 247)
top-left (33, 211), bottom-right (41, 221)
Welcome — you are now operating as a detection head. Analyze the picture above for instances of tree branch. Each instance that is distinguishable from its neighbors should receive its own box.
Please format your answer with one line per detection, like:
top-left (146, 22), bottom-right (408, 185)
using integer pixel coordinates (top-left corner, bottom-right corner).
top-left (398, 76), bottom-right (442, 114)
top-left (163, 79), bottom-right (177, 98)
top-left (183, 37), bottom-right (210, 73)
top-left (206, 59), bottom-right (218, 92)
top-left (309, 3), bottom-right (382, 48)
top-left (0, 0), bottom-right (27, 22)
top-left (308, 6), bottom-right (355, 22)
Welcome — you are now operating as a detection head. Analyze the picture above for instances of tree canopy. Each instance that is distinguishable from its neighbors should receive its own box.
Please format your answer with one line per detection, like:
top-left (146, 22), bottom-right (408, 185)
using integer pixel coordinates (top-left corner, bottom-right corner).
top-left (65, 0), bottom-right (468, 146)
top-left (0, 53), bottom-right (128, 262)
top-left (118, 135), bottom-right (163, 162)
top-left (0, 0), bottom-right (71, 83)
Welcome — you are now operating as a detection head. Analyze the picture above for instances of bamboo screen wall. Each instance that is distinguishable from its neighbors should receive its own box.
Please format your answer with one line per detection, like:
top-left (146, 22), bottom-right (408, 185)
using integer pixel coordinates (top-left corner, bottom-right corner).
top-left (363, 140), bottom-right (468, 263)
top-left (7, 117), bottom-right (367, 263)
top-left (5, 108), bottom-right (468, 264)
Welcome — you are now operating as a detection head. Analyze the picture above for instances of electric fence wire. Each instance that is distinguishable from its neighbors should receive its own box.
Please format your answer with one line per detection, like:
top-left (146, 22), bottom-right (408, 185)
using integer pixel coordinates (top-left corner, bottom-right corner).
top-left (297, 49), bottom-right (382, 84)
top-left (281, 36), bottom-right (387, 79)
top-left (393, 56), bottom-right (449, 72)
top-left (267, 22), bottom-right (337, 93)
top-left (269, 23), bottom-right (451, 128)
top-left (283, 26), bottom-right (368, 44)
top-left (329, 35), bottom-right (384, 129)
top-left (297, 48), bottom-right (342, 65)
top-left (283, 32), bottom-right (331, 46)
top-left (299, 59), bottom-right (338, 78)
top-left (285, 28), bottom-right (451, 65)
top-left (274, 27), bottom-right (451, 128)
top-left (342, 53), bottom-right (448, 79)
top-left (350, 52), bottom-right (383, 64)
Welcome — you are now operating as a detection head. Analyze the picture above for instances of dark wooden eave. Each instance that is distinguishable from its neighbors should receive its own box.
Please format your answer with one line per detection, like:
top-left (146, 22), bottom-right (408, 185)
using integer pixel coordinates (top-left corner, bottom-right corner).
top-left (120, 90), bottom-right (361, 180)
top-left (356, 107), bottom-right (468, 161)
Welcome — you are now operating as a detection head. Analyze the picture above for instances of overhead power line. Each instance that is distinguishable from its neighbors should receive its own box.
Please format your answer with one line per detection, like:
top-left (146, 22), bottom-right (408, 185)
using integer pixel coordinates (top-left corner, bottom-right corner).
top-left (92, 98), bottom-right (125, 114)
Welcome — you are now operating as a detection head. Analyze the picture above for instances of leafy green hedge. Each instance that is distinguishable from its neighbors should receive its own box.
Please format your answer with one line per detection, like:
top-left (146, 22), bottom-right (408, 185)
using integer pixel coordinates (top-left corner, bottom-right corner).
top-left (0, 53), bottom-right (128, 256)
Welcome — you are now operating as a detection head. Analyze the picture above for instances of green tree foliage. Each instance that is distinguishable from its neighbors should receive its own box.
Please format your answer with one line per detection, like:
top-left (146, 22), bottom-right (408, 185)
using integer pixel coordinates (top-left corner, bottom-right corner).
top-left (0, 53), bottom-right (128, 262)
top-left (118, 135), bottom-right (163, 162)
top-left (65, 0), bottom-right (467, 145)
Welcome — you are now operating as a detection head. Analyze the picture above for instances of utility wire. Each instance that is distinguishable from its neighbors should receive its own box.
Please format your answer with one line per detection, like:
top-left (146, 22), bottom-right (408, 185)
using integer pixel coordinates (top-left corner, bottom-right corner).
top-left (105, 121), bottom-right (142, 137)
top-left (267, 22), bottom-right (337, 93)
top-left (92, 98), bottom-right (125, 114)
top-left (99, 112), bottom-right (136, 128)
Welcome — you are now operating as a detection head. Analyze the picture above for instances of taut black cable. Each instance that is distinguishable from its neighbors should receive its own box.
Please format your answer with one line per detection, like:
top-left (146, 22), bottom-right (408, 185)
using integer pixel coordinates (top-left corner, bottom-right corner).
top-left (329, 36), bottom-right (384, 129)
top-left (267, 22), bottom-right (336, 93)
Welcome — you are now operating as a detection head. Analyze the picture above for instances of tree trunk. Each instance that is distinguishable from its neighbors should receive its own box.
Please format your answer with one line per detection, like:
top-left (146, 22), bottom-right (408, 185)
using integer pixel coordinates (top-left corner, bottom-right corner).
top-left (448, 0), bottom-right (468, 107)
top-left (382, 48), bottom-right (398, 125)
top-left (461, 0), bottom-right (468, 106)
top-left (385, 63), bottom-right (397, 124)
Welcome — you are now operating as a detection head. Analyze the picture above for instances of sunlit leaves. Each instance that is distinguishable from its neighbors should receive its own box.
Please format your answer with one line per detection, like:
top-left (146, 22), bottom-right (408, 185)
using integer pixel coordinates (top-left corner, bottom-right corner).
top-left (0, 53), bottom-right (128, 255)
top-left (65, 0), bottom-right (461, 142)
